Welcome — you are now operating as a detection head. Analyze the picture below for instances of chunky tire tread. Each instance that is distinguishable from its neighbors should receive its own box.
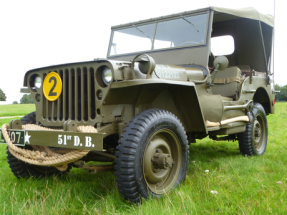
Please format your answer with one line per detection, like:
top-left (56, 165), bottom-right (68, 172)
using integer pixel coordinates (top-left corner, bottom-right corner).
top-left (114, 109), bottom-right (189, 203)
top-left (238, 103), bottom-right (268, 156)
top-left (20, 111), bottom-right (36, 125)
top-left (6, 111), bottom-right (71, 179)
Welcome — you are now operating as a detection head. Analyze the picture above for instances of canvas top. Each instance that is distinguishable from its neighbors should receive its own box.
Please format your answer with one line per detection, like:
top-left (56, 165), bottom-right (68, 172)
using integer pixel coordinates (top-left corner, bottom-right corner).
top-left (111, 6), bottom-right (274, 29)
top-left (212, 6), bottom-right (274, 27)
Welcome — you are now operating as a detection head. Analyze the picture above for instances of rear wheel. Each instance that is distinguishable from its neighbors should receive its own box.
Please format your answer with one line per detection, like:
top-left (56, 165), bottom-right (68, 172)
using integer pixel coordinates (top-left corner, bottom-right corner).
top-left (6, 112), bottom-right (71, 179)
top-left (114, 109), bottom-right (189, 202)
top-left (238, 103), bottom-right (268, 156)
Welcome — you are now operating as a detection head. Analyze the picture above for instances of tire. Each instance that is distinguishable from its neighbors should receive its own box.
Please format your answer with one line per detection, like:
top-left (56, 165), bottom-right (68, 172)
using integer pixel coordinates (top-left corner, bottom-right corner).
top-left (238, 103), bottom-right (268, 156)
top-left (20, 111), bottom-right (36, 125)
top-left (114, 109), bottom-right (189, 203)
top-left (6, 112), bottom-right (71, 179)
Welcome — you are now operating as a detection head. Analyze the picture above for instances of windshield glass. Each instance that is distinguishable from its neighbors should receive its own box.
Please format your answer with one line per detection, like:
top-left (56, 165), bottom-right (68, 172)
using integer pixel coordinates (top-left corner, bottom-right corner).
top-left (109, 12), bottom-right (208, 56)
top-left (110, 23), bottom-right (155, 56)
top-left (154, 13), bottom-right (208, 49)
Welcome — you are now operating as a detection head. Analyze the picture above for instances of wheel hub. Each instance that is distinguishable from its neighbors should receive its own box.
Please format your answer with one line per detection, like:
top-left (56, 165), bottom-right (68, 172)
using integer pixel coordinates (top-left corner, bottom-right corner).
top-left (152, 151), bottom-right (174, 170)
top-left (143, 137), bottom-right (172, 184)
top-left (143, 129), bottom-right (182, 194)
top-left (252, 115), bottom-right (266, 153)
top-left (253, 120), bottom-right (262, 143)
top-left (255, 127), bottom-right (261, 137)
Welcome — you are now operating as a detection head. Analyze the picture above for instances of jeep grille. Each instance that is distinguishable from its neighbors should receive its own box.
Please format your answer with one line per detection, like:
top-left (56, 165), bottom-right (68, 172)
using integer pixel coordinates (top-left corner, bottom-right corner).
top-left (42, 67), bottom-right (96, 123)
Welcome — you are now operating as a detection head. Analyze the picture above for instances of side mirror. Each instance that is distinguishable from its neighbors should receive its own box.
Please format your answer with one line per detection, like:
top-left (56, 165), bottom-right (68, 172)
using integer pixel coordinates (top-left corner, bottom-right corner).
top-left (213, 56), bottom-right (229, 71)
top-left (211, 56), bottom-right (229, 85)
top-left (131, 54), bottom-right (156, 79)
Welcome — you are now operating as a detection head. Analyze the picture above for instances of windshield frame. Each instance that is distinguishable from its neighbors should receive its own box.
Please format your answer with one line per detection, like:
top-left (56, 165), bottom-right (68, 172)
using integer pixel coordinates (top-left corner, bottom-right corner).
top-left (107, 10), bottom-right (210, 58)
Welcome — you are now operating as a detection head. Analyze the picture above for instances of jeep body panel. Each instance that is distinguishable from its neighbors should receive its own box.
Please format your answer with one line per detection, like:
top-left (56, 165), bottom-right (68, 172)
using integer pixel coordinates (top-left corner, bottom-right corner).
top-left (19, 6), bottom-right (274, 141)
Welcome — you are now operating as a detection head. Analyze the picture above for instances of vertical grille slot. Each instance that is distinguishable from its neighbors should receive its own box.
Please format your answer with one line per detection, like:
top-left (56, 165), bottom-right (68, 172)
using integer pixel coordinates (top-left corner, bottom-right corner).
top-left (42, 73), bottom-right (47, 119)
top-left (57, 97), bottom-right (61, 121)
top-left (51, 101), bottom-right (55, 121)
top-left (77, 68), bottom-right (82, 121)
top-left (90, 68), bottom-right (96, 120)
top-left (57, 71), bottom-right (62, 121)
top-left (63, 70), bottom-right (67, 120)
top-left (59, 70), bottom-right (64, 121)
top-left (71, 69), bottom-right (75, 120)
top-left (87, 67), bottom-right (91, 120)
top-left (80, 68), bottom-right (85, 122)
top-left (75, 69), bottom-right (79, 121)
top-left (83, 67), bottom-right (88, 122)
top-left (68, 69), bottom-right (72, 119)
top-left (65, 69), bottom-right (70, 121)
top-left (45, 100), bottom-right (49, 120)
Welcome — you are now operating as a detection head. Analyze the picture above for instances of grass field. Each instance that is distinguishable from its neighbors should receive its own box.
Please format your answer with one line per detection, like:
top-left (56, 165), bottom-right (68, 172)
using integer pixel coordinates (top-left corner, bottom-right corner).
top-left (0, 103), bottom-right (286, 214)
top-left (0, 104), bottom-right (35, 117)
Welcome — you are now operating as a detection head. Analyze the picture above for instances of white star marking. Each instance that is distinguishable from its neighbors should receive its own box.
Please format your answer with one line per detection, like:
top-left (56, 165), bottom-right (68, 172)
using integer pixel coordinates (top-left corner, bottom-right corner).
top-left (25, 131), bottom-right (31, 144)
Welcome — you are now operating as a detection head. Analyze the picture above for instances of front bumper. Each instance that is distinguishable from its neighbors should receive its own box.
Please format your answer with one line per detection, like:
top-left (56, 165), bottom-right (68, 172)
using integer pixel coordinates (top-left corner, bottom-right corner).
top-left (0, 127), bottom-right (103, 151)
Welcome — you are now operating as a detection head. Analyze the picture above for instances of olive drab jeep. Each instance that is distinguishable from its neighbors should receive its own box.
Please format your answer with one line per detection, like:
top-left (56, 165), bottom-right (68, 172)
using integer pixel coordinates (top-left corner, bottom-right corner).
top-left (0, 6), bottom-right (275, 202)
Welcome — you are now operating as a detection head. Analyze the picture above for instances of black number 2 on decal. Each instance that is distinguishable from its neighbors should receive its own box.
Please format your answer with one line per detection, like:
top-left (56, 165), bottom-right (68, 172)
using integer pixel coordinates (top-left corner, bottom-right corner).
top-left (48, 76), bottom-right (57, 96)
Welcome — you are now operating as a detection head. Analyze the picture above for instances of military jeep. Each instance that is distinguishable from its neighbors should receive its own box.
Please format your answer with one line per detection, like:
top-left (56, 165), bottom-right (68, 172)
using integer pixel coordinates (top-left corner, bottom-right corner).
top-left (0, 6), bottom-right (275, 202)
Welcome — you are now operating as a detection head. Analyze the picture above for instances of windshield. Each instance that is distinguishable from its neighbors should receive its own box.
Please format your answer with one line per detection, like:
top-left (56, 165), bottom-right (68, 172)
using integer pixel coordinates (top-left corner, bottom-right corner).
top-left (109, 12), bottom-right (208, 56)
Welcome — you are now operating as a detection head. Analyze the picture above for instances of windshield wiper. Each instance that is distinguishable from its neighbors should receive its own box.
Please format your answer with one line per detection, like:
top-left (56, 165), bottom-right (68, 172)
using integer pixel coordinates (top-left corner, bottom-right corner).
top-left (133, 24), bottom-right (152, 43)
top-left (180, 15), bottom-right (199, 33)
top-left (112, 43), bottom-right (117, 55)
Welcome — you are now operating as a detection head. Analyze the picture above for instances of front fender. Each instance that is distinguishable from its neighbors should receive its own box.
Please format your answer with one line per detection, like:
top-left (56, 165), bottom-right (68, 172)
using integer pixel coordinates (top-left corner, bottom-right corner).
top-left (110, 80), bottom-right (207, 133)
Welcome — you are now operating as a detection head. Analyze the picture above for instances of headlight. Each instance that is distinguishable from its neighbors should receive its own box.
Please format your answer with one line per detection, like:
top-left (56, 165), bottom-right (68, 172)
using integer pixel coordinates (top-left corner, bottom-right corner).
top-left (34, 76), bottom-right (42, 91)
top-left (102, 67), bottom-right (112, 86)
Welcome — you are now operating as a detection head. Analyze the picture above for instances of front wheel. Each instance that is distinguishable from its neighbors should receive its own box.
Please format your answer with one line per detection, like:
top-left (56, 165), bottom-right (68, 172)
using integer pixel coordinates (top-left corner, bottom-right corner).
top-left (114, 109), bottom-right (189, 202)
top-left (238, 103), bottom-right (268, 156)
top-left (7, 112), bottom-right (71, 179)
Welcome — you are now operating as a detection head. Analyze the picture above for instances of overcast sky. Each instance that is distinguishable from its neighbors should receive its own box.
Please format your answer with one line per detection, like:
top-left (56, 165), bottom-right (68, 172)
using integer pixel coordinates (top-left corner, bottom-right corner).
top-left (0, 0), bottom-right (284, 105)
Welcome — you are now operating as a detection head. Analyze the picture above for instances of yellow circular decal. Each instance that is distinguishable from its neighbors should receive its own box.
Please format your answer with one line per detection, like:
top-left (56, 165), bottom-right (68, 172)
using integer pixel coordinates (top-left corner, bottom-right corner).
top-left (43, 72), bottom-right (62, 101)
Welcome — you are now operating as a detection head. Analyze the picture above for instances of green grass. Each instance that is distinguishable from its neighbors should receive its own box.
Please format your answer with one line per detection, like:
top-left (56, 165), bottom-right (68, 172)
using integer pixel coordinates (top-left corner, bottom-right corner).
top-left (0, 103), bottom-right (286, 214)
top-left (0, 104), bottom-right (35, 117)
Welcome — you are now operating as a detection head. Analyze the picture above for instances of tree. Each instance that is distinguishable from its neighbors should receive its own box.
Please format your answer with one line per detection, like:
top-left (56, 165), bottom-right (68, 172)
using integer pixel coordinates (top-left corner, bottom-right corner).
top-left (275, 84), bottom-right (287, 102)
top-left (13, 101), bottom-right (18, 104)
top-left (0, 88), bottom-right (6, 101)
top-left (20, 94), bottom-right (34, 104)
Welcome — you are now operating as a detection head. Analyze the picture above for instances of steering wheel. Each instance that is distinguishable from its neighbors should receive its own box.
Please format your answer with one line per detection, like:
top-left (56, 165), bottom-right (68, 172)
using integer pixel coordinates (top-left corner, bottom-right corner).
top-left (210, 51), bottom-right (215, 60)
top-left (179, 41), bottom-right (199, 46)
top-left (209, 51), bottom-right (216, 73)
